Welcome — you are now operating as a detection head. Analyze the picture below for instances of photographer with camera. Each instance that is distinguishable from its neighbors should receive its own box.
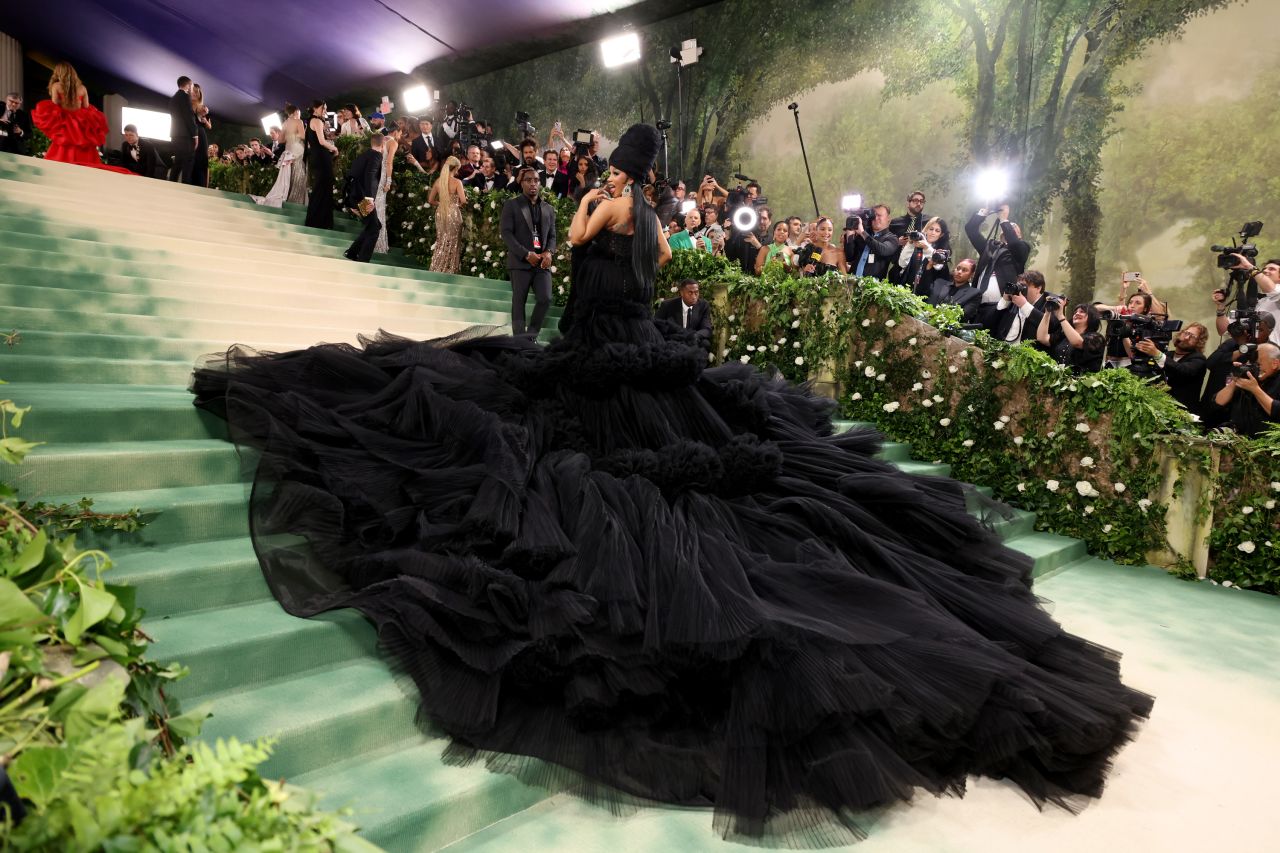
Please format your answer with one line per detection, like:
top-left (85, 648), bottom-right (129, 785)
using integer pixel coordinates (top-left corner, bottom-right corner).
top-left (1036, 298), bottom-right (1106, 374)
top-left (1212, 338), bottom-right (1280, 437)
top-left (1201, 311), bottom-right (1276, 425)
top-left (1226, 255), bottom-right (1280, 345)
top-left (1135, 324), bottom-right (1209, 415)
top-left (842, 204), bottom-right (897, 279)
top-left (986, 269), bottom-right (1046, 344)
top-left (893, 217), bottom-right (951, 297)
top-left (966, 205), bottom-right (1030, 315)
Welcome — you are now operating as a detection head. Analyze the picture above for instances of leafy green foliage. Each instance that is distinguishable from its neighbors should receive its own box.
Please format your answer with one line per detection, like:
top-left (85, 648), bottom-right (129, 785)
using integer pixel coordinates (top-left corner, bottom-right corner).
top-left (208, 160), bottom-right (277, 196)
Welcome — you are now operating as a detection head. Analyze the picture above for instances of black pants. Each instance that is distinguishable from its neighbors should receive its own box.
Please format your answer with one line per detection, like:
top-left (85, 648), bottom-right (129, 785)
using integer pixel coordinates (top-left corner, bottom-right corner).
top-left (510, 267), bottom-right (551, 336)
top-left (170, 143), bottom-right (194, 183)
top-left (346, 212), bottom-right (381, 263)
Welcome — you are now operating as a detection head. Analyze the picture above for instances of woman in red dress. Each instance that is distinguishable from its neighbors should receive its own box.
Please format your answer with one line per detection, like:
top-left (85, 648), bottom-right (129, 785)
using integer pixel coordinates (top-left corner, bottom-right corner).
top-left (32, 62), bottom-right (133, 174)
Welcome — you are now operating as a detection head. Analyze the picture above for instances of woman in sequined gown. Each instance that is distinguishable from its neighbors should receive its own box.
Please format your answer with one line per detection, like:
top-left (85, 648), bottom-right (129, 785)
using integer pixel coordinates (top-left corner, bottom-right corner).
top-left (427, 154), bottom-right (465, 273)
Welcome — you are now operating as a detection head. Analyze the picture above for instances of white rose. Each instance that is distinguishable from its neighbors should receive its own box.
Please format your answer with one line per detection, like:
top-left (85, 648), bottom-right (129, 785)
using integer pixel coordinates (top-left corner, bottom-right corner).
top-left (1046, 480), bottom-right (1060, 492)
top-left (908, 337), bottom-right (917, 345)
top-left (885, 319), bottom-right (896, 328)
top-left (1138, 498), bottom-right (1153, 511)
top-left (962, 439), bottom-right (974, 448)
top-left (861, 319), bottom-right (871, 327)
top-left (852, 392), bottom-right (863, 401)
top-left (1016, 483), bottom-right (1026, 492)
top-left (872, 350), bottom-right (881, 357)
top-left (793, 342), bottom-right (801, 349)
top-left (1103, 524), bottom-right (1113, 533)
top-left (771, 345), bottom-right (779, 352)
top-left (795, 356), bottom-right (805, 366)
top-left (921, 370), bottom-right (932, 379)
top-left (922, 399), bottom-right (933, 407)
top-left (883, 401), bottom-right (900, 413)
top-left (1266, 500), bottom-right (1276, 510)
top-left (1080, 456), bottom-right (1094, 468)
top-left (1084, 505), bottom-right (1094, 514)
top-left (933, 394), bottom-right (943, 403)
top-left (1238, 541), bottom-right (1256, 554)
top-left (991, 359), bottom-right (1004, 369)
top-left (1013, 436), bottom-right (1023, 445)
top-left (721, 349), bottom-right (729, 357)
top-left (939, 418), bottom-right (951, 427)
top-left (912, 382), bottom-right (923, 391)
top-left (1242, 506), bottom-right (1254, 515)
top-left (778, 338), bottom-right (787, 345)
top-left (740, 355), bottom-right (751, 363)
top-left (792, 308), bottom-right (801, 316)
top-left (948, 365), bottom-right (958, 374)
top-left (999, 415), bottom-right (1010, 423)
top-left (1272, 482), bottom-right (1280, 492)
top-left (747, 344), bottom-right (756, 352)
top-left (993, 421), bottom-right (1005, 431)
top-left (728, 314), bottom-right (736, 322)
top-left (730, 334), bottom-right (738, 342)
top-left (792, 320), bottom-right (800, 328)
top-left (864, 366), bottom-right (877, 378)
top-left (855, 360), bottom-right (863, 368)
top-left (1114, 482), bottom-right (1126, 493)
top-left (1075, 481), bottom-right (1099, 498)
top-left (1075, 422), bottom-right (1091, 433)
top-left (876, 373), bottom-right (886, 382)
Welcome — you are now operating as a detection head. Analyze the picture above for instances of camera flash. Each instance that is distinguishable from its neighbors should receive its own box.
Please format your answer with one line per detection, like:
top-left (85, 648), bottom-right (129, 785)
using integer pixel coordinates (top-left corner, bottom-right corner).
top-left (841, 193), bottom-right (862, 211)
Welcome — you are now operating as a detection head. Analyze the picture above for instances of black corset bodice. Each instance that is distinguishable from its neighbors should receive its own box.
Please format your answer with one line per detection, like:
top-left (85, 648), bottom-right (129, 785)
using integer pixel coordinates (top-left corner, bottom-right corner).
top-left (580, 232), bottom-right (653, 307)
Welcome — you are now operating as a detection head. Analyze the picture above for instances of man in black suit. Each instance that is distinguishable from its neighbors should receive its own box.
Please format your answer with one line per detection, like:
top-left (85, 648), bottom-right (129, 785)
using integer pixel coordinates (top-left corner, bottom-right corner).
top-left (467, 155), bottom-right (510, 192)
top-left (500, 167), bottom-right (558, 336)
top-left (0, 93), bottom-right (32, 155)
top-left (928, 257), bottom-right (982, 323)
top-left (842, 204), bottom-right (898, 279)
top-left (168, 76), bottom-right (198, 183)
top-left (120, 124), bottom-right (162, 178)
top-left (966, 205), bottom-right (1031, 319)
top-left (986, 269), bottom-right (1046, 343)
top-left (655, 279), bottom-right (712, 348)
top-left (343, 134), bottom-right (386, 263)
top-left (410, 118), bottom-right (437, 165)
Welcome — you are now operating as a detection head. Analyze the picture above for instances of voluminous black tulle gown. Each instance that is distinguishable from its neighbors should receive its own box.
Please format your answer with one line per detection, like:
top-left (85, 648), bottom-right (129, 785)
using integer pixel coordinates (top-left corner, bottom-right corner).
top-left (191, 231), bottom-right (1152, 845)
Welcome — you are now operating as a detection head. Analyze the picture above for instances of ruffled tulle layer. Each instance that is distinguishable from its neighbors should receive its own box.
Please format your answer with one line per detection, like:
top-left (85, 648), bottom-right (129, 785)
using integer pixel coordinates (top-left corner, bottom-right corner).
top-left (32, 100), bottom-right (135, 174)
top-left (191, 315), bottom-right (1151, 845)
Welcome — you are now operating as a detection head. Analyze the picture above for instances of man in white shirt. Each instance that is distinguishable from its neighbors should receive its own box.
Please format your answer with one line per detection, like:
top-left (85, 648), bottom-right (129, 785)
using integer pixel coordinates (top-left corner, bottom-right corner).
top-left (987, 269), bottom-right (1047, 344)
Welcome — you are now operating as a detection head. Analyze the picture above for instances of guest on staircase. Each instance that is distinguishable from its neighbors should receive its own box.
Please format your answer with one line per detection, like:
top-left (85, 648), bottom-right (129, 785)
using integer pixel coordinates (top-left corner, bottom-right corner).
top-left (32, 62), bottom-right (133, 175)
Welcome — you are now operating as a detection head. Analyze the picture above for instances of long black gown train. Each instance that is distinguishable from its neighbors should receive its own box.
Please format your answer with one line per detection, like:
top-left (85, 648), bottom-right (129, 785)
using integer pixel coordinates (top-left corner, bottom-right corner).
top-left (191, 231), bottom-right (1152, 845)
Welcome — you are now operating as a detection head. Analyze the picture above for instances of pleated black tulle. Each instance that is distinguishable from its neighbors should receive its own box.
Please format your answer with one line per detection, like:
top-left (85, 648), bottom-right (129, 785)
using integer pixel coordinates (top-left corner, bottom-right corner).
top-left (190, 233), bottom-right (1152, 846)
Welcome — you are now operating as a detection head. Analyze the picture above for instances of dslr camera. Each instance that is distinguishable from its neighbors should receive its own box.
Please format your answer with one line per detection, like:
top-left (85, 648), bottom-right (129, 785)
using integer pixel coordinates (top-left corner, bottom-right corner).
top-left (1233, 361), bottom-right (1261, 379)
top-left (1002, 280), bottom-right (1027, 297)
top-left (845, 208), bottom-right (874, 231)
top-left (931, 248), bottom-right (951, 264)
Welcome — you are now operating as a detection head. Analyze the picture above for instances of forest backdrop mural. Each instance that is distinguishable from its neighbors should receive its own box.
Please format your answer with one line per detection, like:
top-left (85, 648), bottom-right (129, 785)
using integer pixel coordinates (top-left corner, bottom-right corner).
top-left (436, 0), bottom-right (1279, 334)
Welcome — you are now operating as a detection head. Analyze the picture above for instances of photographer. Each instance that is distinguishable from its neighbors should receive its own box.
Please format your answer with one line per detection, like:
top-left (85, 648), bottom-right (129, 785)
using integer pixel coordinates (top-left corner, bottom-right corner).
top-left (966, 205), bottom-right (1030, 311)
top-left (1227, 255), bottom-right (1280, 345)
top-left (893, 216), bottom-right (951, 297)
top-left (986, 269), bottom-right (1046, 344)
top-left (1096, 290), bottom-right (1161, 367)
top-left (1201, 311), bottom-right (1275, 425)
top-left (1036, 298), bottom-right (1105, 374)
top-left (1212, 340), bottom-right (1280, 437)
top-left (842, 205), bottom-right (897, 278)
top-left (929, 257), bottom-right (982, 323)
top-left (1136, 324), bottom-right (1209, 415)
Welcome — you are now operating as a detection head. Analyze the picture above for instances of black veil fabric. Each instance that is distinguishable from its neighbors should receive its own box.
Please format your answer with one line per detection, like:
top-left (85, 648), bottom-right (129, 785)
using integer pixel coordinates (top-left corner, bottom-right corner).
top-left (191, 231), bottom-right (1152, 846)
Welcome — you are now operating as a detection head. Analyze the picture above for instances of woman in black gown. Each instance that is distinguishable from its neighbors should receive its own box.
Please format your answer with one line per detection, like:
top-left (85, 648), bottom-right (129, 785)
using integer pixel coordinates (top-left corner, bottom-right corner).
top-left (304, 100), bottom-right (336, 229)
top-left (192, 124), bottom-right (1151, 845)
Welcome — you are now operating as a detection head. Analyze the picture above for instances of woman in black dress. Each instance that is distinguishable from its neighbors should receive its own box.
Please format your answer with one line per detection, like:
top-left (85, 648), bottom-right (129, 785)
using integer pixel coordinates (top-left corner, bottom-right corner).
top-left (192, 124), bottom-right (1151, 846)
top-left (190, 83), bottom-right (211, 188)
top-left (304, 100), bottom-right (337, 229)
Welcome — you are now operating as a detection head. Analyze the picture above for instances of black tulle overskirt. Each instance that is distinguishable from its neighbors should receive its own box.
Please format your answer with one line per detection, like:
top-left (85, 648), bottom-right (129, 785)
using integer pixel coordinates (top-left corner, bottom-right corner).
top-left (190, 244), bottom-right (1151, 845)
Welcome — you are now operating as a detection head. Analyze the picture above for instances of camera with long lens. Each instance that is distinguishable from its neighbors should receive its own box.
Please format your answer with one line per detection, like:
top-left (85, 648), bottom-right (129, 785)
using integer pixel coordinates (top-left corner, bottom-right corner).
top-left (1124, 314), bottom-right (1183, 376)
top-left (907, 230), bottom-right (925, 242)
top-left (1001, 280), bottom-right (1027, 297)
top-left (1233, 361), bottom-right (1261, 379)
top-left (931, 248), bottom-right (951, 264)
top-left (1227, 308), bottom-right (1259, 340)
top-left (656, 118), bottom-right (672, 131)
top-left (1211, 220), bottom-right (1264, 269)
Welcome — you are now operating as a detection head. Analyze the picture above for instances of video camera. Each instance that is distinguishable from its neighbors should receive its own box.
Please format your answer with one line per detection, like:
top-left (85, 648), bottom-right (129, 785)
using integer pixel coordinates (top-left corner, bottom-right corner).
top-left (1227, 307), bottom-right (1260, 341)
top-left (841, 194), bottom-right (873, 232)
top-left (1212, 220), bottom-right (1263, 269)
top-left (573, 129), bottom-right (593, 157)
top-left (1043, 292), bottom-right (1066, 312)
top-left (1111, 313), bottom-right (1183, 376)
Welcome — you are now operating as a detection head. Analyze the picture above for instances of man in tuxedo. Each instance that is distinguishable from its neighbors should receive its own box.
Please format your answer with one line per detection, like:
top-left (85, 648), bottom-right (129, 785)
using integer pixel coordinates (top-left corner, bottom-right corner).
top-left (410, 118), bottom-right (437, 165)
top-left (119, 124), bottom-right (161, 178)
top-left (500, 168), bottom-right (557, 336)
top-left (966, 205), bottom-right (1031, 319)
top-left (655, 279), bottom-right (712, 348)
top-left (267, 126), bottom-right (285, 162)
top-left (842, 204), bottom-right (898, 279)
top-left (343, 134), bottom-right (386, 263)
top-left (0, 93), bottom-right (32, 155)
top-left (467, 156), bottom-right (509, 192)
top-left (168, 76), bottom-right (198, 183)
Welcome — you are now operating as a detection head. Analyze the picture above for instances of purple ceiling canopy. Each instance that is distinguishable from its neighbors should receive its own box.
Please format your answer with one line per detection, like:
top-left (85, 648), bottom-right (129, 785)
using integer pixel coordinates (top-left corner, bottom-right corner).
top-left (8, 0), bottom-right (711, 124)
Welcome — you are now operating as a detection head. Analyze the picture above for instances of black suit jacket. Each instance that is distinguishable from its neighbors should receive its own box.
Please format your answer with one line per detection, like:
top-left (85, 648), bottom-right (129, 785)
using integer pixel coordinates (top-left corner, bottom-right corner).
top-left (0, 107), bottom-right (32, 154)
top-left (966, 213), bottom-right (1030, 299)
top-left (169, 89), bottom-right (198, 145)
top-left (988, 294), bottom-right (1045, 343)
top-left (500, 194), bottom-right (558, 269)
top-left (346, 149), bottom-right (382, 204)
top-left (843, 229), bottom-right (898, 279)
top-left (1163, 350), bottom-right (1207, 415)
top-left (410, 134), bottom-right (439, 165)
top-left (928, 280), bottom-right (981, 324)
top-left (655, 296), bottom-right (712, 345)
top-left (120, 140), bottom-right (162, 178)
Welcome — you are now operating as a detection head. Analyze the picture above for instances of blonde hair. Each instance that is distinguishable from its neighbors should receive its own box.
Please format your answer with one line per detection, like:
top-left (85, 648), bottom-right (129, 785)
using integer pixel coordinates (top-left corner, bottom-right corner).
top-left (432, 155), bottom-right (461, 211)
top-left (48, 62), bottom-right (84, 110)
top-left (191, 83), bottom-right (205, 108)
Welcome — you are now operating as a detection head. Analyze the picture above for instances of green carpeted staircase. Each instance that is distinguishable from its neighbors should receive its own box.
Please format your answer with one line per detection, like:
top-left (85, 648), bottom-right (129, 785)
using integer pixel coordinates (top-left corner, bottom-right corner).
top-left (1, 151), bottom-right (1089, 851)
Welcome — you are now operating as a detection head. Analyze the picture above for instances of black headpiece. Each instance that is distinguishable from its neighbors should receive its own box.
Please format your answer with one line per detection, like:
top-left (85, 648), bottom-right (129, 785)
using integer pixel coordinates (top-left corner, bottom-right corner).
top-left (608, 124), bottom-right (661, 181)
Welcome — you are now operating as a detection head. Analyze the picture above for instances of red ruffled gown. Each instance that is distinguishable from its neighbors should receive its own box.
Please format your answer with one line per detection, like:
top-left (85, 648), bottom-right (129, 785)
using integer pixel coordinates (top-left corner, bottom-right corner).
top-left (32, 96), bottom-right (134, 175)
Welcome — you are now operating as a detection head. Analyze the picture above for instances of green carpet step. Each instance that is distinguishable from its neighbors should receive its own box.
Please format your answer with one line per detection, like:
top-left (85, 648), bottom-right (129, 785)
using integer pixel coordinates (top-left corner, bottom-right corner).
top-left (10, 329), bottom-right (281, 362)
top-left (9, 439), bottom-right (246, 495)
top-left (195, 658), bottom-right (419, 782)
top-left (1, 263), bottom-right (521, 320)
top-left (109, 536), bottom-right (267, 619)
top-left (873, 440), bottom-right (910, 462)
top-left (888, 459), bottom-right (952, 477)
top-left (3, 353), bottom-right (197, 385)
top-left (146, 600), bottom-right (376, 699)
top-left (1003, 531), bottom-right (1090, 578)
top-left (41, 482), bottom-right (249, 549)
top-left (0, 181), bottom-right (363, 252)
top-left (293, 738), bottom-right (551, 853)
top-left (988, 506), bottom-right (1038, 541)
top-left (0, 383), bottom-right (219, 444)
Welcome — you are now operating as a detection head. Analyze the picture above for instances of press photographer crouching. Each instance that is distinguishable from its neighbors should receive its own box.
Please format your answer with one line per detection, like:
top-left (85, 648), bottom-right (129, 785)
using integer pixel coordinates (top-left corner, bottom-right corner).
top-left (1135, 324), bottom-right (1209, 416)
top-left (1036, 297), bottom-right (1105, 374)
top-left (984, 269), bottom-right (1046, 343)
top-left (1211, 330), bottom-right (1280, 437)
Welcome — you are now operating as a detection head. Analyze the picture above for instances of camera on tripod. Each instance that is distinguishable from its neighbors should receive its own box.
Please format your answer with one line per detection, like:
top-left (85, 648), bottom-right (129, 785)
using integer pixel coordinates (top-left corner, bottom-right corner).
top-left (1211, 220), bottom-right (1263, 269)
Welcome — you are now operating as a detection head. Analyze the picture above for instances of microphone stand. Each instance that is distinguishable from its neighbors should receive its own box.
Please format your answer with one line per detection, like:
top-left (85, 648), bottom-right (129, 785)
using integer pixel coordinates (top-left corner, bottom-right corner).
top-left (789, 102), bottom-right (819, 218)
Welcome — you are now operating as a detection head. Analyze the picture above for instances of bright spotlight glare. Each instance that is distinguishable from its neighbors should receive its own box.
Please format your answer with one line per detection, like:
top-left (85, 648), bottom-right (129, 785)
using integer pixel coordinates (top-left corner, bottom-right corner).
top-left (732, 205), bottom-right (759, 232)
top-left (260, 112), bottom-right (280, 135)
top-left (974, 167), bottom-right (1011, 202)
top-left (121, 106), bottom-right (171, 141)
top-left (680, 199), bottom-right (697, 214)
top-left (402, 84), bottom-right (432, 113)
top-left (600, 33), bottom-right (641, 67)
top-left (841, 193), bottom-right (862, 211)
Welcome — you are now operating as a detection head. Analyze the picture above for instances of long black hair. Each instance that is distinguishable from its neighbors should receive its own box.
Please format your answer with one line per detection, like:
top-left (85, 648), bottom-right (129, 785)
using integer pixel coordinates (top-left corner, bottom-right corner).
top-left (629, 175), bottom-right (659, 298)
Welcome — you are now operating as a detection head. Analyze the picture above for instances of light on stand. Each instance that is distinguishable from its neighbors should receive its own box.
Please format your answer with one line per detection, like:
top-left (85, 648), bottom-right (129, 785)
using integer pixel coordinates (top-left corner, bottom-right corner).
top-left (732, 205), bottom-right (759, 232)
top-left (680, 199), bottom-right (697, 214)
top-left (600, 32), bottom-right (641, 68)
top-left (260, 112), bottom-right (280, 135)
top-left (121, 106), bottom-right (171, 141)
top-left (402, 84), bottom-right (432, 113)
top-left (841, 193), bottom-right (863, 211)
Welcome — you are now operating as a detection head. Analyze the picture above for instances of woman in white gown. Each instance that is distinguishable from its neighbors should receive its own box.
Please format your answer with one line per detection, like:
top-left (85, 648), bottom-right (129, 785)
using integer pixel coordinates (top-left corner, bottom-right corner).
top-left (253, 104), bottom-right (307, 207)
